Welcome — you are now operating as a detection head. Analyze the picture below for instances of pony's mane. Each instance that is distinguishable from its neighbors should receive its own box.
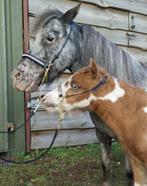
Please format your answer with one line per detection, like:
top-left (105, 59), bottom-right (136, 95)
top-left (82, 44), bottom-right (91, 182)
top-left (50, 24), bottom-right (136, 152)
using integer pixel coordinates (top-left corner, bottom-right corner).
top-left (31, 7), bottom-right (62, 36)
top-left (78, 24), bottom-right (147, 89)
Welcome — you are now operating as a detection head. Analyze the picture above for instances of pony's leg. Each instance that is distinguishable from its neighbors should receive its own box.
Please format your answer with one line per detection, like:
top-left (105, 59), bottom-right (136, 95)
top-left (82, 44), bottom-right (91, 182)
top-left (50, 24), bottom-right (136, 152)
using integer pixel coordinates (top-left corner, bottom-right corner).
top-left (96, 130), bottom-right (112, 171)
top-left (90, 112), bottom-right (114, 185)
top-left (125, 155), bottom-right (134, 186)
top-left (130, 157), bottom-right (147, 186)
top-left (95, 128), bottom-right (113, 185)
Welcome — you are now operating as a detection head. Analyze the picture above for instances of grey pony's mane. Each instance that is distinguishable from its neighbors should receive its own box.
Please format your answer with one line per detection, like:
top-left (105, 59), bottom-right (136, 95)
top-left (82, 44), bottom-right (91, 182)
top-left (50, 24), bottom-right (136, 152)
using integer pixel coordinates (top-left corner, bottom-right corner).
top-left (32, 8), bottom-right (147, 89)
top-left (73, 24), bottom-right (147, 89)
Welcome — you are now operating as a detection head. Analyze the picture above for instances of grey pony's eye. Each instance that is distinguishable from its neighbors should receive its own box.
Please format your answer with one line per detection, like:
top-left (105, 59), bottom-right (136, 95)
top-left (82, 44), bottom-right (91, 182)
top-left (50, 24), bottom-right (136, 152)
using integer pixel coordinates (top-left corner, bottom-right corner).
top-left (46, 36), bottom-right (54, 43)
top-left (71, 83), bottom-right (79, 90)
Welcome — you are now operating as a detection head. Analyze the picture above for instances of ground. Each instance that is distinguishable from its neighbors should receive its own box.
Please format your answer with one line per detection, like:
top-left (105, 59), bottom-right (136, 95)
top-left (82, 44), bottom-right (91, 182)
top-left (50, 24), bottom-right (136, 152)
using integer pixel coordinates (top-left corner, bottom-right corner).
top-left (0, 143), bottom-right (128, 186)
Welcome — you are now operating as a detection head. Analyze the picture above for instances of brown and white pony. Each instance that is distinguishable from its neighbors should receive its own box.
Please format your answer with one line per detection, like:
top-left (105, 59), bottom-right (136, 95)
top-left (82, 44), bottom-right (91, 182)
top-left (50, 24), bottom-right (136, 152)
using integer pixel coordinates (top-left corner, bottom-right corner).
top-left (43, 59), bottom-right (147, 186)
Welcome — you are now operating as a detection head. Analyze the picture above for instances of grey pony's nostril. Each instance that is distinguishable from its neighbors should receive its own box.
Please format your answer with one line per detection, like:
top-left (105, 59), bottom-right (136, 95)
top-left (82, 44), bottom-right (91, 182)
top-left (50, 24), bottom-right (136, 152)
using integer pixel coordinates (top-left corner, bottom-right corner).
top-left (15, 72), bottom-right (21, 78)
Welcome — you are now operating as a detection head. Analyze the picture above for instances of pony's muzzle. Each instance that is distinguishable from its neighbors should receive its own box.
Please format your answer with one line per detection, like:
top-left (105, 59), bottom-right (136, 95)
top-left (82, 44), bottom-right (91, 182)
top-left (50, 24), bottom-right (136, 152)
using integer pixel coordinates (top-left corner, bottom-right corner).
top-left (42, 89), bottom-right (59, 111)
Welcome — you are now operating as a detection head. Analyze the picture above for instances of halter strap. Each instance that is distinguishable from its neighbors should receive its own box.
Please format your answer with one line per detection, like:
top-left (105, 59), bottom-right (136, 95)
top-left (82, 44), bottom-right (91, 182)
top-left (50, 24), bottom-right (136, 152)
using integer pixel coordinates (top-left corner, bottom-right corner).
top-left (58, 76), bottom-right (108, 98)
top-left (22, 53), bottom-right (48, 68)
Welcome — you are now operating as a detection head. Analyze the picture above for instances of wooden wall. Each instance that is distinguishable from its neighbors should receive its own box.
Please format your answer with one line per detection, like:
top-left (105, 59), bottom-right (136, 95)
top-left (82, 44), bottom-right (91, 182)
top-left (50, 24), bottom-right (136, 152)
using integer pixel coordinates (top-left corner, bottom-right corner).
top-left (29, 0), bottom-right (147, 149)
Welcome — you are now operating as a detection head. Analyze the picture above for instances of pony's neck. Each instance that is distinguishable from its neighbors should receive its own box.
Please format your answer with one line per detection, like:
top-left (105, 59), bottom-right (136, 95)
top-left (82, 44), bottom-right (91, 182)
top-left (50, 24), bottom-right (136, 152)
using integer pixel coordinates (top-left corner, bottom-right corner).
top-left (89, 76), bottom-right (126, 141)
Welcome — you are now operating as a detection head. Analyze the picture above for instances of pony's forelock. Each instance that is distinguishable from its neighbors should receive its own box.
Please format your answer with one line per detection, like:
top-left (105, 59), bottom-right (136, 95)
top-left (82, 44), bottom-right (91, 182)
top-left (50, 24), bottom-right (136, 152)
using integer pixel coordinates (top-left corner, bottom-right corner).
top-left (31, 7), bottom-right (62, 36)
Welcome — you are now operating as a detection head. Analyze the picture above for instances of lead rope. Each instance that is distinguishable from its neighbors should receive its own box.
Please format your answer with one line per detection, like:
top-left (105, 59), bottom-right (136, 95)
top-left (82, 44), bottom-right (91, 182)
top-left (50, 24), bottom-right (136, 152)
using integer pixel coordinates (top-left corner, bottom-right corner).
top-left (58, 84), bottom-right (65, 129)
top-left (0, 62), bottom-right (61, 164)
top-left (34, 62), bottom-right (53, 112)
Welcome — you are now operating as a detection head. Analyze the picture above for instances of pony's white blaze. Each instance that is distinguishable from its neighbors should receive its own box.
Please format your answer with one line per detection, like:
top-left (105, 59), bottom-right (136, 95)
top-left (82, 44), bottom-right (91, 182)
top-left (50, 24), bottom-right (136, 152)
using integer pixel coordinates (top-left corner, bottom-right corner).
top-left (143, 107), bottom-right (147, 113)
top-left (98, 78), bottom-right (125, 103)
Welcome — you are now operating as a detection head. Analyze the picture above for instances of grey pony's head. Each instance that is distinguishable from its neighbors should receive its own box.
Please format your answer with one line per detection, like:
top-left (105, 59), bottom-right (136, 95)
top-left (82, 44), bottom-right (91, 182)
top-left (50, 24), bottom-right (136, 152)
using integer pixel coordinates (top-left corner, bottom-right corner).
top-left (11, 4), bottom-right (81, 92)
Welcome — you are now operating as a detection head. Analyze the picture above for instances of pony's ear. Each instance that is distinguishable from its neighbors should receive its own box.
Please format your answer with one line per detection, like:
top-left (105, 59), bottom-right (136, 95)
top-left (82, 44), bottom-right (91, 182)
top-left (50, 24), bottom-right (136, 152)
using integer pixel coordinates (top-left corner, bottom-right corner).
top-left (59, 3), bottom-right (81, 23)
top-left (90, 59), bottom-right (98, 79)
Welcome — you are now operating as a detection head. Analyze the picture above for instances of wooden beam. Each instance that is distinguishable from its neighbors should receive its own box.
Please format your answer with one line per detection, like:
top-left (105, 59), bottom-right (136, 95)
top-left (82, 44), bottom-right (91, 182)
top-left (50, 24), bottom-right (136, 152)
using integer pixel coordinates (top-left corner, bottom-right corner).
top-left (23, 0), bottom-right (31, 152)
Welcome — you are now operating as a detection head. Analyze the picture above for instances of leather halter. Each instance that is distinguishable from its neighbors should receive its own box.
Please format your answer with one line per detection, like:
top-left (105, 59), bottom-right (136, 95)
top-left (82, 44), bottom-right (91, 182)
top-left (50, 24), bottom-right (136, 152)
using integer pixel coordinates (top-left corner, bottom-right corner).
top-left (22, 23), bottom-right (73, 69)
top-left (58, 76), bottom-right (108, 98)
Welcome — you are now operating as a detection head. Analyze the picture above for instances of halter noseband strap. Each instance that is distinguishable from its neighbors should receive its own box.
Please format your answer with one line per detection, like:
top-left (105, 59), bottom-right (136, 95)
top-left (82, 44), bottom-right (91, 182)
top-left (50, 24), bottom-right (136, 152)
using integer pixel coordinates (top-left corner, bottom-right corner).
top-left (22, 53), bottom-right (48, 68)
top-left (22, 22), bottom-right (73, 69)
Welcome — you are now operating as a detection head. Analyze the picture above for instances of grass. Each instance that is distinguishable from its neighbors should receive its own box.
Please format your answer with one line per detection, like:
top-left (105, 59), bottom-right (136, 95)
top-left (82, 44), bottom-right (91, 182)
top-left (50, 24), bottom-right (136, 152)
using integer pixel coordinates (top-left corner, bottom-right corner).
top-left (0, 143), bottom-right (129, 186)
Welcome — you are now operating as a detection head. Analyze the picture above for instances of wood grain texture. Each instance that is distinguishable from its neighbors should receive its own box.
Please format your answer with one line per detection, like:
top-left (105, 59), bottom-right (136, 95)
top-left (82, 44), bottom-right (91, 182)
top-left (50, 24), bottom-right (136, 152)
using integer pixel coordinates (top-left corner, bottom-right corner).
top-left (73, 0), bottom-right (147, 15)
top-left (31, 129), bottom-right (98, 149)
top-left (129, 13), bottom-right (147, 34)
top-left (29, 0), bottom-right (129, 30)
top-left (31, 110), bottom-right (94, 131)
top-left (128, 32), bottom-right (147, 51)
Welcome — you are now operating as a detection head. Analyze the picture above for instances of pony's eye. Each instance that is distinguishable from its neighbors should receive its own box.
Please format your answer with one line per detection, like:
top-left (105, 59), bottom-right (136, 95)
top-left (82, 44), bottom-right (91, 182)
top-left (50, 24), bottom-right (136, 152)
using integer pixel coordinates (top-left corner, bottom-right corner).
top-left (71, 83), bottom-right (79, 90)
top-left (46, 36), bottom-right (54, 43)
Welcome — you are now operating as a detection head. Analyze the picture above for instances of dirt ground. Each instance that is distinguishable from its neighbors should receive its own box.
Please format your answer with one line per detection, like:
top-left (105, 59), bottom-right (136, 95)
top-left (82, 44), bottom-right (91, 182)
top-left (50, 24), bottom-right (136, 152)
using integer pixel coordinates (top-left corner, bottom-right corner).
top-left (0, 143), bottom-right (129, 186)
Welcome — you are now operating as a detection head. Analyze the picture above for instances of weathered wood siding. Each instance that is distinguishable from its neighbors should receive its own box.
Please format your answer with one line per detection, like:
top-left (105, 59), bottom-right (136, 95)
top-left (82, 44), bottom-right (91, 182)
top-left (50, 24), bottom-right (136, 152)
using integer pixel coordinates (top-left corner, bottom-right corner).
top-left (29, 0), bottom-right (147, 149)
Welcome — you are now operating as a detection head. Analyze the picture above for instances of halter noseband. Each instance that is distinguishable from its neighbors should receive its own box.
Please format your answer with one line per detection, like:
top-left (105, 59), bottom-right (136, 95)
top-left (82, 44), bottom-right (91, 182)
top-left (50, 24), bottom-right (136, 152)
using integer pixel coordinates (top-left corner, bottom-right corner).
top-left (22, 23), bottom-right (73, 69)
top-left (58, 76), bottom-right (108, 98)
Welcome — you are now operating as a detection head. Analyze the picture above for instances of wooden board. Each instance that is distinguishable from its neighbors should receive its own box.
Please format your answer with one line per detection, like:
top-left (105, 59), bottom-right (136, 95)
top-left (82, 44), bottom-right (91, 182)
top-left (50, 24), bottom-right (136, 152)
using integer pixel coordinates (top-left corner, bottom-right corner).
top-left (29, 0), bottom-right (147, 35)
top-left (31, 110), bottom-right (94, 131)
top-left (73, 0), bottom-right (147, 16)
top-left (128, 32), bottom-right (147, 51)
top-left (29, 0), bottom-right (129, 30)
top-left (31, 129), bottom-right (98, 149)
top-left (129, 13), bottom-right (147, 34)
top-left (130, 0), bottom-right (147, 16)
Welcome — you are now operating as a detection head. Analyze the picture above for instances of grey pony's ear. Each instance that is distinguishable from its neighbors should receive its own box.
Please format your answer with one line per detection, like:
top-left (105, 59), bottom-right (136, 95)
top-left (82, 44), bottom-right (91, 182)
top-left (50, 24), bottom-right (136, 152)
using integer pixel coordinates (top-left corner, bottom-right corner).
top-left (59, 3), bottom-right (81, 23)
top-left (90, 58), bottom-right (98, 79)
